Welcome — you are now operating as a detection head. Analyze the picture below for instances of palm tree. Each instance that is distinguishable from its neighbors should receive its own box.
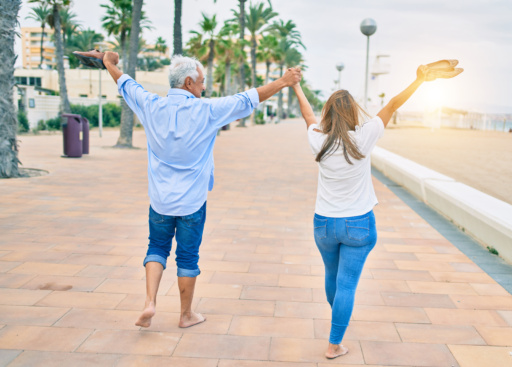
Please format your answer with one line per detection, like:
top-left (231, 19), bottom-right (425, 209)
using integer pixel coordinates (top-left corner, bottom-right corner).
top-left (25, 5), bottom-right (51, 69)
top-left (115, 0), bottom-right (143, 148)
top-left (68, 29), bottom-right (104, 68)
top-left (173, 0), bottom-right (182, 55)
top-left (101, 0), bottom-right (132, 71)
top-left (0, 0), bottom-right (22, 178)
top-left (29, 0), bottom-right (72, 114)
top-left (190, 13), bottom-right (219, 98)
top-left (257, 34), bottom-right (278, 122)
top-left (271, 19), bottom-right (305, 121)
top-left (244, 3), bottom-right (277, 89)
top-left (154, 36), bottom-right (168, 57)
top-left (216, 22), bottom-right (238, 96)
top-left (57, 6), bottom-right (79, 49)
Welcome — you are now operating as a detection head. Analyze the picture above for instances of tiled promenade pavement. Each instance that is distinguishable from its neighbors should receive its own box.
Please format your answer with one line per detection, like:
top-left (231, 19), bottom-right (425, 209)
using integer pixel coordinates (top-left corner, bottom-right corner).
top-left (1, 121), bottom-right (512, 367)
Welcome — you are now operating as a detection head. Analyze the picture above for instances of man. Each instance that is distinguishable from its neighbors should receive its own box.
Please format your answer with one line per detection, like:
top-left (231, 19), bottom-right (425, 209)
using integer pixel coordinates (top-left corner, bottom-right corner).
top-left (78, 50), bottom-right (302, 328)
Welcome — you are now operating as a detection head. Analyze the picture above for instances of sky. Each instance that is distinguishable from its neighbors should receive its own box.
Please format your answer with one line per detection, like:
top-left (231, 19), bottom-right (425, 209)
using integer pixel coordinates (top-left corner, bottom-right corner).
top-left (17, 0), bottom-right (512, 113)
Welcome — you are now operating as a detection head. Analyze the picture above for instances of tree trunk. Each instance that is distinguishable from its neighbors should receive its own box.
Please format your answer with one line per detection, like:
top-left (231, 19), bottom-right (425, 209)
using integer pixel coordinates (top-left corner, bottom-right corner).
top-left (276, 63), bottom-right (284, 122)
top-left (237, 0), bottom-right (246, 127)
top-left (52, 4), bottom-right (71, 114)
top-left (287, 86), bottom-right (293, 117)
top-left (115, 0), bottom-right (143, 148)
top-left (224, 58), bottom-right (231, 96)
top-left (261, 59), bottom-right (270, 123)
top-left (173, 0), bottom-right (182, 55)
top-left (120, 30), bottom-right (127, 72)
top-left (206, 39), bottom-right (214, 98)
top-left (39, 22), bottom-right (45, 68)
top-left (0, 0), bottom-right (22, 178)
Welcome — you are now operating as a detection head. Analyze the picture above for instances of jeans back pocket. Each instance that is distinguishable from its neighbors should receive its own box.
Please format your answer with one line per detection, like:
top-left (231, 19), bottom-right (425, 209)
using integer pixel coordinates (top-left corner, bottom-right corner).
top-left (346, 217), bottom-right (370, 241)
top-left (314, 216), bottom-right (327, 240)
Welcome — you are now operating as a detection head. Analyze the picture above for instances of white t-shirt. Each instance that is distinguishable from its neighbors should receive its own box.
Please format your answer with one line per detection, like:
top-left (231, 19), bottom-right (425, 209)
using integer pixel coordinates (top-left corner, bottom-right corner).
top-left (308, 116), bottom-right (385, 218)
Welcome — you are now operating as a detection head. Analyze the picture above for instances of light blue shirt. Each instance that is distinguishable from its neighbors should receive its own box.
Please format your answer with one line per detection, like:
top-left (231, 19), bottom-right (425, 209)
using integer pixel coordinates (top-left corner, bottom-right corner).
top-left (117, 74), bottom-right (260, 216)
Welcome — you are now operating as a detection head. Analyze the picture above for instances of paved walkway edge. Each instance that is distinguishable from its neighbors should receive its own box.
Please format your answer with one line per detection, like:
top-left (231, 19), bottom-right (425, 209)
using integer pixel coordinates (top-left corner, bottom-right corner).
top-left (372, 167), bottom-right (512, 295)
top-left (372, 146), bottom-right (512, 263)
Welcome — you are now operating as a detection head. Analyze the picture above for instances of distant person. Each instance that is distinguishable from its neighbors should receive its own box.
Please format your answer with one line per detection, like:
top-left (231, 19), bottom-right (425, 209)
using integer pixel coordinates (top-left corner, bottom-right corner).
top-left (77, 50), bottom-right (301, 328)
top-left (292, 64), bottom-right (461, 359)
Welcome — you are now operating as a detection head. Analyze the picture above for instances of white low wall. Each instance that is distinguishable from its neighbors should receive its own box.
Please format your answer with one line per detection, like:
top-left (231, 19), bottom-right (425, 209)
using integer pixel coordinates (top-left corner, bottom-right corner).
top-left (372, 146), bottom-right (512, 263)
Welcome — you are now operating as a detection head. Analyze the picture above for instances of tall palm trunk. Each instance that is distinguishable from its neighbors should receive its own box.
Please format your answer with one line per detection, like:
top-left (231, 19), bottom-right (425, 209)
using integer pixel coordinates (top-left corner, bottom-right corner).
top-left (0, 0), bottom-right (22, 178)
top-left (237, 0), bottom-right (246, 127)
top-left (52, 4), bottom-right (71, 114)
top-left (39, 22), bottom-right (45, 68)
top-left (206, 39), bottom-right (214, 98)
top-left (173, 0), bottom-right (182, 55)
top-left (277, 62), bottom-right (284, 122)
top-left (120, 30), bottom-right (128, 71)
top-left (261, 59), bottom-right (270, 123)
top-left (250, 35), bottom-right (258, 125)
top-left (224, 58), bottom-right (231, 96)
top-left (287, 86), bottom-right (293, 117)
top-left (116, 0), bottom-right (143, 148)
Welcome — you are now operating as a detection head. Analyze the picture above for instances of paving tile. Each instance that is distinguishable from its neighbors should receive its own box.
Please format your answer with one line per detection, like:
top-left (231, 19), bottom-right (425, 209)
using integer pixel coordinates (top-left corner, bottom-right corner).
top-left (0, 273), bottom-right (35, 288)
top-left (314, 320), bottom-right (401, 342)
top-left (370, 268), bottom-right (434, 281)
top-left (173, 334), bottom-right (270, 360)
top-left (210, 272), bottom-right (278, 286)
top-left (21, 275), bottom-right (104, 292)
top-left (269, 338), bottom-right (364, 364)
top-left (396, 323), bottom-right (485, 345)
top-left (1, 251), bottom-right (70, 263)
top-left (54, 308), bottom-right (141, 330)
top-left (95, 278), bottom-right (168, 295)
top-left (394, 260), bottom-right (455, 272)
top-left (241, 286), bottom-right (312, 302)
top-left (116, 356), bottom-right (218, 367)
top-left (278, 274), bottom-right (323, 289)
top-left (0, 288), bottom-right (51, 306)
top-left (168, 282), bottom-right (242, 299)
top-left (248, 263), bottom-right (311, 275)
top-left (219, 361), bottom-right (315, 367)
top-left (0, 261), bottom-right (23, 273)
top-left (36, 291), bottom-right (126, 309)
top-left (352, 305), bottom-right (430, 323)
top-left (361, 341), bottom-right (458, 366)
top-left (197, 298), bottom-right (275, 316)
top-left (8, 351), bottom-right (119, 367)
top-left (115, 294), bottom-right (199, 312)
top-left (0, 305), bottom-right (69, 326)
top-left (274, 301), bottom-right (331, 319)
top-left (229, 316), bottom-right (314, 338)
top-left (406, 281), bottom-right (478, 295)
top-left (9, 262), bottom-right (86, 276)
top-left (475, 326), bottom-right (512, 346)
top-left (448, 345), bottom-right (512, 367)
top-left (0, 350), bottom-right (22, 367)
top-left (425, 308), bottom-right (508, 326)
top-left (65, 253), bottom-right (130, 266)
top-left (497, 310), bottom-right (512, 326)
top-left (358, 279), bottom-right (411, 292)
top-left (470, 283), bottom-right (511, 296)
top-left (381, 291), bottom-right (456, 308)
top-left (449, 295), bottom-right (512, 310)
top-left (77, 329), bottom-right (180, 355)
top-left (0, 325), bottom-right (91, 352)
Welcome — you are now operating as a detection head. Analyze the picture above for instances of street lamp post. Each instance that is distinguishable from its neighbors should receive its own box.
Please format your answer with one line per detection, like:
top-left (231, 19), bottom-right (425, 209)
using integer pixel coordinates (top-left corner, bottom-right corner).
top-left (98, 68), bottom-right (103, 137)
top-left (335, 62), bottom-right (344, 90)
top-left (360, 18), bottom-right (377, 108)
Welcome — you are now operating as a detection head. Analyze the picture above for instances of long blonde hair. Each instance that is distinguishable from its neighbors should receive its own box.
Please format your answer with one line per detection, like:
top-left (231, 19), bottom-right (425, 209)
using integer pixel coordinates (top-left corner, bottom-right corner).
top-left (316, 90), bottom-right (369, 164)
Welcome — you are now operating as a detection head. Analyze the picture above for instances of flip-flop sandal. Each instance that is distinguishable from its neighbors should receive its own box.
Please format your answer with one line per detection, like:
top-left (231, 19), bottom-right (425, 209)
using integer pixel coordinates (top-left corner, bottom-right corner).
top-left (426, 68), bottom-right (464, 81)
top-left (427, 59), bottom-right (458, 70)
top-left (73, 50), bottom-right (106, 69)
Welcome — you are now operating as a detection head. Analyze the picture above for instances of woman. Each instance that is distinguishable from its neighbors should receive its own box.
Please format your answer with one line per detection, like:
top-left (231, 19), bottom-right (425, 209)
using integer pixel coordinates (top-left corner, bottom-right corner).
top-left (292, 64), bottom-right (444, 359)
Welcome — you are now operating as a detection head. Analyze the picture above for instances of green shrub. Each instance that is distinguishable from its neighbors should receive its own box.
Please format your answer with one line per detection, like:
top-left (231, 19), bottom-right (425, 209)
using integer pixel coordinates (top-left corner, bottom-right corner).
top-left (37, 119), bottom-right (47, 131)
top-left (254, 111), bottom-right (265, 125)
top-left (70, 103), bottom-right (121, 127)
top-left (17, 110), bottom-right (30, 133)
top-left (46, 116), bottom-right (61, 131)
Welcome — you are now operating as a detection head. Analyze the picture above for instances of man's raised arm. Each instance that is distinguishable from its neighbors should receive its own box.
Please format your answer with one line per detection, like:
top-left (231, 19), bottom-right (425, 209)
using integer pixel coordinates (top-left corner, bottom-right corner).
top-left (256, 68), bottom-right (302, 102)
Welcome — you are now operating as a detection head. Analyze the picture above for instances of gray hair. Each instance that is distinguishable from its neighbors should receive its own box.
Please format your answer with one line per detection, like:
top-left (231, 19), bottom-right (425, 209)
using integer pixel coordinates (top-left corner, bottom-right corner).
top-left (168, 55), bottom-right (204, 88)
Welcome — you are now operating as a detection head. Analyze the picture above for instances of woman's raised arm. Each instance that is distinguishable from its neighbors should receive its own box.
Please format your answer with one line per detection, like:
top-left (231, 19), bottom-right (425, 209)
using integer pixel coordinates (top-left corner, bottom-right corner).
top-left (293, 83), bottom-right (318, 129)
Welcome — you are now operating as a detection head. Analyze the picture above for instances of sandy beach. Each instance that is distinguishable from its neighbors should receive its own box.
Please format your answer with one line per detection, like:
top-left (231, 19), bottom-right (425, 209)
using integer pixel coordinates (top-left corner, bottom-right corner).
top-left (377, 126), bottom-right (512, 205)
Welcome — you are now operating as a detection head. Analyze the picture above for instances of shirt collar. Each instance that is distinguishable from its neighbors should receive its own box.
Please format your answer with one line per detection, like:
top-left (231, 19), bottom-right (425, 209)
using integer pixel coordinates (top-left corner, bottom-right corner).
top-left (167, 88), bottom-right (196, 98)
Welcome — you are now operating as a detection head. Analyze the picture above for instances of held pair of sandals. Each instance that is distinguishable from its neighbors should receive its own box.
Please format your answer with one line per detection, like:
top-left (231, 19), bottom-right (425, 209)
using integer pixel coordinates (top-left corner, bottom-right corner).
top-left (74, 49), bottom-right (464, 81)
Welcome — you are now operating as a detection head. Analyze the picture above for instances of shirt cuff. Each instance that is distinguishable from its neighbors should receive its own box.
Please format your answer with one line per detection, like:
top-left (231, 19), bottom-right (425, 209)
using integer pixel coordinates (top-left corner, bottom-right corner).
top-left (117, 74), bottom-right (132, 93)
top-left (246, 88), bottom-right (260, 109)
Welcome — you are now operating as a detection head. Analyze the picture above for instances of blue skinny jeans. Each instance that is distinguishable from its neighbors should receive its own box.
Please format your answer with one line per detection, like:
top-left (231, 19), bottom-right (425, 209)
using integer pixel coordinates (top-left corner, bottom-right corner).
top-left (313, 210), bottom-right (377, 345)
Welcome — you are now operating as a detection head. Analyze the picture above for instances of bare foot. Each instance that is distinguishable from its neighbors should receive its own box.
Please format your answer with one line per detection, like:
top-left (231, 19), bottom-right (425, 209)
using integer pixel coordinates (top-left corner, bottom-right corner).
top-left (179, 311), bottom-right (206, 328)
top-left (135, 302), bottom-right (155, 328)
top-left (325, 344), bottom-right (349, 359)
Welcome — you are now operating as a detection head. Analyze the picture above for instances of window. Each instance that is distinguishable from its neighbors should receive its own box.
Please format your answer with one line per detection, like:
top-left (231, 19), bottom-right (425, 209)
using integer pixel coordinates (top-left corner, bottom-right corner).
top-left (15, 77), bottom-right (28, 85)
top-left (29, 99), bottom-right (35, 108)
top-left (79, 94), bottom-right (88, 98)
top-left (29, 77), bottom-right (41, 87)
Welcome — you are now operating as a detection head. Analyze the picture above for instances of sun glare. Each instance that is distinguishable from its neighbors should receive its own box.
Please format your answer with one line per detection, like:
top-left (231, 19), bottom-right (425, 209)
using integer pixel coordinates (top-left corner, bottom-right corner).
top-left (421, 83), bottom-right (446, 111)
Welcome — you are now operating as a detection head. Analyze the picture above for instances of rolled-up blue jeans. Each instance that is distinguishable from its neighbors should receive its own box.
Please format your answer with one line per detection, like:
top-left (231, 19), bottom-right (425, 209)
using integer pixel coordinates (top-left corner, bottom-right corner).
top-left (144, 202), bottom-right (207, 277)
top-left (314, 210), bottom-right (377, 345)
